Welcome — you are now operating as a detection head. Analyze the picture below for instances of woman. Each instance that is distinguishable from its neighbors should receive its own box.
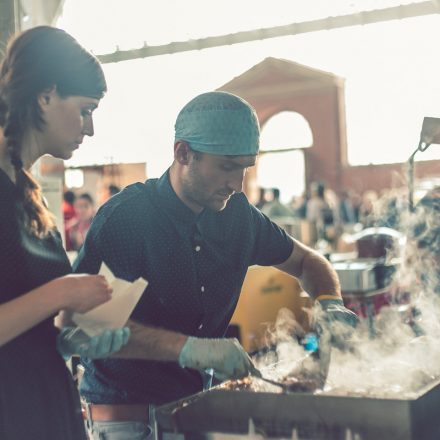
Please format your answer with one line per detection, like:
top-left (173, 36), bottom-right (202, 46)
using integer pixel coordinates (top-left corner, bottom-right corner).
top-left (0, 26), bottom-right (129, 439)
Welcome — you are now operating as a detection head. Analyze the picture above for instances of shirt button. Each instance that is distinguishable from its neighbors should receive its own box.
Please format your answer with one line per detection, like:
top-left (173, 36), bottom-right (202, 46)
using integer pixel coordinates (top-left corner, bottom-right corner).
top-left (198, 323), bottom-right (203, 330)
top-left (195, 245), bottom-right (201, 252)
top-left (201, 286), bottom-right (205, 293)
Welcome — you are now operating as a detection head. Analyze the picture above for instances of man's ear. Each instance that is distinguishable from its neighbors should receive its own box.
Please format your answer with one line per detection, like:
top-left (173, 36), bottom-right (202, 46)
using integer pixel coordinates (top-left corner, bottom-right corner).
top-left (174, 141), bottom-right (191, 165)
top-left (37, 85), bottom-right (57, 109)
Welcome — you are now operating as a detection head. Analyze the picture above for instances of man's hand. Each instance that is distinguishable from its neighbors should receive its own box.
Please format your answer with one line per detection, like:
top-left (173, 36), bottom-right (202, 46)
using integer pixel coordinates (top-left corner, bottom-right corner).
top-left (178, 337), bottom-right (258, 381)
top-left (56, 327), bottom-right (131, 360)
top-left (317, 297), bottom-right (359, 349)
top-left (319, 297), bottom-right (359, 327)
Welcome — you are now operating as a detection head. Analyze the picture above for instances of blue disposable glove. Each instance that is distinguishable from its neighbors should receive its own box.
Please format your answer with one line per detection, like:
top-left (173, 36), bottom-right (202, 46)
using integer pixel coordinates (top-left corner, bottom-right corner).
top-left (178, 337), bottom-right (258, 381)
top-left (56, 327), bottom-right (131, 360)
top-left (317, 297), bottom-right (359, 349)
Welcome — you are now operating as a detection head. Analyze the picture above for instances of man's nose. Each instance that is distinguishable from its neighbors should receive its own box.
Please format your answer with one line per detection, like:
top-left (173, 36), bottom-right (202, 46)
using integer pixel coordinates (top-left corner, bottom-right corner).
top-left (83, 117), bottom-right (94, 137)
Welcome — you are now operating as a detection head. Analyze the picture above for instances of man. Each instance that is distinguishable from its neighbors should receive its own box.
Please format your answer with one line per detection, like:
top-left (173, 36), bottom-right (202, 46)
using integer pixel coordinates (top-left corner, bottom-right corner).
top-left (261, 187), bottom-right (294, 218)
top-left (74, 91), bottom-right (357, 439)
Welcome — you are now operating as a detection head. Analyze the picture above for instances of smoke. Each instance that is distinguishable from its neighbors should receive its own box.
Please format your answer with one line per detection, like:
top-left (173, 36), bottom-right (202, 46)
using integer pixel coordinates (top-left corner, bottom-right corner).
top-left (255, 308), bottom-right (310, 381)
top-left (255, 186), bottom-right (440, 398)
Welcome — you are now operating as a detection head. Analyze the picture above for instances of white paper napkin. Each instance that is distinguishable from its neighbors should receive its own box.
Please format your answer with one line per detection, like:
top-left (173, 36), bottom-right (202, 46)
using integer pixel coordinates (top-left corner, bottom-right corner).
top-left (72, 263), bottom-right (148, 337)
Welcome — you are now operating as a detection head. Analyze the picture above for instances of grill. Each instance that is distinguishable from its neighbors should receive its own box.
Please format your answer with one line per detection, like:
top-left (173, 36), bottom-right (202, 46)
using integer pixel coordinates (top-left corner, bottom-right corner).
top-left (155, 379), bottom-right (440, 440)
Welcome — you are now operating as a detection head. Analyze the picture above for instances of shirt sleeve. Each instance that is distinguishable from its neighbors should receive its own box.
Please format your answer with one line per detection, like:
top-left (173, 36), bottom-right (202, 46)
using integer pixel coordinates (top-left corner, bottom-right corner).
top-left (73, 203), bottom-right (144, 281)
top-left (249, 202), bottom-right (294, 266)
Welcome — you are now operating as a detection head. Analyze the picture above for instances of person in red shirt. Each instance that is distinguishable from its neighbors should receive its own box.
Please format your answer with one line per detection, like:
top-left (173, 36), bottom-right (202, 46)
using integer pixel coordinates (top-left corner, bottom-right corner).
top-left (63, 190), bottom-right (77, 250)
top-left (67, 193), bottom-right (95, 251)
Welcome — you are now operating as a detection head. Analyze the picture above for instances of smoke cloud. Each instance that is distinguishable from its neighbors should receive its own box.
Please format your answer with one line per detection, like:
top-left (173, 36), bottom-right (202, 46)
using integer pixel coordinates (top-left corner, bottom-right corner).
top-left (255, 186), bottom-right (440, 398)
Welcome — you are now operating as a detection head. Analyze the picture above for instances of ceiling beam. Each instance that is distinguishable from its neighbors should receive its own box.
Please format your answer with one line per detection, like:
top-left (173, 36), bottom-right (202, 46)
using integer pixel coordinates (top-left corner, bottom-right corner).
top-left (97, 1), bottom-right (440, 64)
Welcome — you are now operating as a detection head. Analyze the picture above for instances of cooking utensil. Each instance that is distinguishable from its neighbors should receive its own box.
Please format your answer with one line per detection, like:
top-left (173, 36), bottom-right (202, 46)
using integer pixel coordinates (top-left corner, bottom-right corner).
top-left (250, 368), bottom-right (308, 392)
top-left (252, 374), bottom-right (290, 390)
top-left (251, 328), bottom-right (332, 392)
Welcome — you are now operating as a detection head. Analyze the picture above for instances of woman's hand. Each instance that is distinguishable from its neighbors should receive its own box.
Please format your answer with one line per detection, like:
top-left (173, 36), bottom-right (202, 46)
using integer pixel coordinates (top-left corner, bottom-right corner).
top-left (51, 274), bottom-right (112, 313)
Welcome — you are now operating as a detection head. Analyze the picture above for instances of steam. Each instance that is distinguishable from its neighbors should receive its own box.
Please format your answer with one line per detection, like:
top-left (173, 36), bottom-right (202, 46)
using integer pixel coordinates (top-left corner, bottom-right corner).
top-left (255, 187), bottom-right (440, 398)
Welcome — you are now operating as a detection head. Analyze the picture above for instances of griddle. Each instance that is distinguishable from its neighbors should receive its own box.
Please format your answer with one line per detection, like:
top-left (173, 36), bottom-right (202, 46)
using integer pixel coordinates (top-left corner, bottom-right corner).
top-left (155, 378), bottom-right (440, 440)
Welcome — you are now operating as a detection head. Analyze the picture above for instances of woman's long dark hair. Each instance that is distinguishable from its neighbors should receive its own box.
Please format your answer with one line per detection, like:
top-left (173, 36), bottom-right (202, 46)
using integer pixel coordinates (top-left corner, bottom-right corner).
top-left (0, 26), bottom-right (106, 236)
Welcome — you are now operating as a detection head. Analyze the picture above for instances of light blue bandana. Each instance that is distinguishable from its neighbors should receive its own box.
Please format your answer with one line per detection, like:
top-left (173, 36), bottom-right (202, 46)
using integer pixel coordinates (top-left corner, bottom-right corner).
top-left (174, 91), bottom-right (260, 156)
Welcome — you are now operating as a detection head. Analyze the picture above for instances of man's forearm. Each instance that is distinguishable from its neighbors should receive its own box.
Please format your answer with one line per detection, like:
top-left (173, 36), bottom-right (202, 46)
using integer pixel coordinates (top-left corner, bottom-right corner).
top-left (299, 251), bottom-right (341, 300)
top-left (110, 319), bottom-right (188, 361)
top-left (276, 238), bottom-right (341, 301)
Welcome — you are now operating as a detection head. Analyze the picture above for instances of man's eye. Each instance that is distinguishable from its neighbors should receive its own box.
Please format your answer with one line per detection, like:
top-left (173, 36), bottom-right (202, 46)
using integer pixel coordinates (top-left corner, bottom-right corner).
top-left (221, 165), bottom-right (234, 171)
top-left (82, 109), bottom-right (92, 117)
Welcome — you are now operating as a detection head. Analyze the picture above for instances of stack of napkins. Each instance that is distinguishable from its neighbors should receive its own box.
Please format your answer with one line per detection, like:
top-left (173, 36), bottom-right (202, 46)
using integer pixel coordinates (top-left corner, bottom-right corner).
top-left (72, 263), bottom-right (148, 337)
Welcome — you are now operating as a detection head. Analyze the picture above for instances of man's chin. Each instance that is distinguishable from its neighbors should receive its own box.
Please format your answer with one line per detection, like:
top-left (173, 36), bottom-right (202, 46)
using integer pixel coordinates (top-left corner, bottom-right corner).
top-left (207, 199), bottom-right (228, 212)
top-left (48, 150), bottom-right (73, 160)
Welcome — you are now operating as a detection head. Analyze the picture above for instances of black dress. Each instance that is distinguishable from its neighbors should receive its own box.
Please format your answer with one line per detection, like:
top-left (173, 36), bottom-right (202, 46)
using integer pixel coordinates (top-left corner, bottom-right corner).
top-left (0, 169), bottom-right (87, 440)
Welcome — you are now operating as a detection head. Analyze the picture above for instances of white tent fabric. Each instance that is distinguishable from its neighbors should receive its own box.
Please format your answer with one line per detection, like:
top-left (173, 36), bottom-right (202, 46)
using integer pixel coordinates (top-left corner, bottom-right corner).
top-left (58, 1), bottom-right (440, 174)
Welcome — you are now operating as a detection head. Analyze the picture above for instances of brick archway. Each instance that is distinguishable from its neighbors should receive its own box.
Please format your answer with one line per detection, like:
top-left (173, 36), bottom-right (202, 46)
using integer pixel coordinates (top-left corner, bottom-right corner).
top-left (217, 57), bottom-right (348, 196)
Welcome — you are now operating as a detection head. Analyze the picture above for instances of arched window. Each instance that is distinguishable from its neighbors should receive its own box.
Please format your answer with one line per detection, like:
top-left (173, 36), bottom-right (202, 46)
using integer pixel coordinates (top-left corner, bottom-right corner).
top-left (260, 111), bottom-right (313, 152)
top-left (258, 111), bottom-right (313, 203)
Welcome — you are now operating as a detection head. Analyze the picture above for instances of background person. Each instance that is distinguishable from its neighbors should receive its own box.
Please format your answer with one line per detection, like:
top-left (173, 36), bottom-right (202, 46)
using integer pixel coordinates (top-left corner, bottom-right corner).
top-left (359, 190), bottom-right (378, 228)
top-left (108, 184), bottom-right (121, 198)
top-left (339, 190), bottom-right (359, 225)
top-left (67, 192), bottom-right (95, 251)
top-left (0, 26), bottom-right (129, 440)
top-left (306, 181), bottom-right (336, 245)
top-left (63, 190), bottom-right (77, 250)
top-left (261, 187), bottom-right (294, 219)
top-left (63, 190), bottom-right (77, 223)
top-left (255, 186), bottom-right (267, 210)
top-left (99, 183), bottom-right (122, 205)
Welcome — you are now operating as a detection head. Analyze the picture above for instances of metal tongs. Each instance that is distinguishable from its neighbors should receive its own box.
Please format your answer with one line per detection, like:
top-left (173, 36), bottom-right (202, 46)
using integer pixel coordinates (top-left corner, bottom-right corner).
top-left (250, 370), bottom-right (293, 391)
top-left (251, 326), bottom-right (332, 392)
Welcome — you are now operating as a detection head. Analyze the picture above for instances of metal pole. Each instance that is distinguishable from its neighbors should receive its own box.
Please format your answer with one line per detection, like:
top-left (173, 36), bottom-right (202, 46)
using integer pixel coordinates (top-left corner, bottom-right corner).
top-left (97, 1), bottom-right (440, 63)
top-left (407, 147), bottom-right (418, 212)
top-left (0, 0), bottom-right (17, 60)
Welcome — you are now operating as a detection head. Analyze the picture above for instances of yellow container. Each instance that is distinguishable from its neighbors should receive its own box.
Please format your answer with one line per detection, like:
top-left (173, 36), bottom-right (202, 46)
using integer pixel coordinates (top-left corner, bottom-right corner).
top-left (230, 266), bottom-right (312, 352)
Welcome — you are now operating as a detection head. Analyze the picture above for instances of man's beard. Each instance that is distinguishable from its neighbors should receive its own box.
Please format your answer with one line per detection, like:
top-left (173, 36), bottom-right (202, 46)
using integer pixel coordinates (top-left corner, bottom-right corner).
top-left (181, 166), bottom-right (211, 211)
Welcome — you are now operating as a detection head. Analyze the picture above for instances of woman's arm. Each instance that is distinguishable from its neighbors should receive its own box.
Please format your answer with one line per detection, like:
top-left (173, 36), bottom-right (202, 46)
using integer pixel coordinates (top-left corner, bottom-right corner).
top-left (0, 274), bottom-right (112, 347)
top-left (0, 281), bottom-right (66, 347)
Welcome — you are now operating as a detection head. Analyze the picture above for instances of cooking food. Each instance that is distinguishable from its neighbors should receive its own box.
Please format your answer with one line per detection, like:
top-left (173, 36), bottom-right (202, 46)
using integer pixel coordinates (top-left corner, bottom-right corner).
top-left (219, 376), bottom-right (254, 391)
top-left (219, 371), bottom-right (323, 393)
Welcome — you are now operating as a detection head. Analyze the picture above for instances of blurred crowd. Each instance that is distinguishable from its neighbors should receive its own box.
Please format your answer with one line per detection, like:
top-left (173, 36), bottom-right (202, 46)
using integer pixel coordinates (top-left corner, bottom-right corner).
top-left (254, 182), bottom-right (410, 251)
top-left (65, 178), bottom-right (427, 256)
top-left (63, 184), bottom-right (120, 251)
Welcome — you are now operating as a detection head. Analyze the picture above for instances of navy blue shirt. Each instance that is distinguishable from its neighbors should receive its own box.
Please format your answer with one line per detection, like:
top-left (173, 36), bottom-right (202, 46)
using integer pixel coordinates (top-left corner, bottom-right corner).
top-left (74, 170), bottom-right (293, 405)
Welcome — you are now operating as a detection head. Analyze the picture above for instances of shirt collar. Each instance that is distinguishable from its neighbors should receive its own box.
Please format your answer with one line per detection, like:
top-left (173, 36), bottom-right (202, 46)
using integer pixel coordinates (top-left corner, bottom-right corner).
top-left (155, 169), bottom-right (200, 235)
